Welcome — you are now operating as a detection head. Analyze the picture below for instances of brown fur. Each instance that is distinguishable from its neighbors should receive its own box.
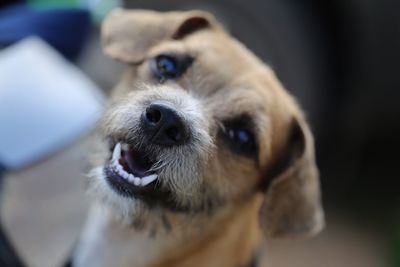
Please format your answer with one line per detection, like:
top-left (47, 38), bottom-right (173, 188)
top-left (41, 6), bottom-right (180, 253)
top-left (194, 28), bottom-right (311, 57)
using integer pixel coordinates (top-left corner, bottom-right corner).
top-left (73, 9), bottom-right (324, 267)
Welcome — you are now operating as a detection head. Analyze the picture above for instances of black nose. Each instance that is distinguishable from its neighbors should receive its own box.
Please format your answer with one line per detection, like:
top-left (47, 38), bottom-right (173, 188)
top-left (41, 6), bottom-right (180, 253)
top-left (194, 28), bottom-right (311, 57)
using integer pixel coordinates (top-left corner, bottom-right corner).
top-left (141, 104), bottom-right (189, 146)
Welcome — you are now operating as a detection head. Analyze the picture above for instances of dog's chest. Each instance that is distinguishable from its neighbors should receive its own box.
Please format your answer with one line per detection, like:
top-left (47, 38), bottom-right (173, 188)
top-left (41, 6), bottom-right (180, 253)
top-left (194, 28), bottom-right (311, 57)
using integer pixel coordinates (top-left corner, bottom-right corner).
top-left (73, 207), bottom-right (179, 267)
top-left (72, 206), bottom-right (260, 267)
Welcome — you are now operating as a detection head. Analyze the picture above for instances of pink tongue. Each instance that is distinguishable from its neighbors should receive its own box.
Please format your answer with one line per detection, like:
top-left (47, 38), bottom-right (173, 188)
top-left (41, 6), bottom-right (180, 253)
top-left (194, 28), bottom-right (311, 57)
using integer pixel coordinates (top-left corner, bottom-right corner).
top-left (121, 149), bottom-right (152, 177)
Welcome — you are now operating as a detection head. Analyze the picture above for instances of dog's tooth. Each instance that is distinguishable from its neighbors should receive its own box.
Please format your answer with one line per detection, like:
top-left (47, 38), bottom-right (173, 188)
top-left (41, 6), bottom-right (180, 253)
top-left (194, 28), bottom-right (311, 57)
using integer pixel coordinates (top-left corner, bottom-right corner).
top-left (112, 142), bottom-right (121, 161)
top-left (133, 177), bottom-right (141, 186)
top-left (115, 161), bottom-right (123, 169)
top-left (118, 170), bottom-right (127, 178)
top-left (121, 143), bottom-right (130, 151)
top-left (141, 174), bottom-right (158, 186)
top-left (117, 169), bottom-right (126, 178)
top-left (128, 174), bottom-right (135, 182)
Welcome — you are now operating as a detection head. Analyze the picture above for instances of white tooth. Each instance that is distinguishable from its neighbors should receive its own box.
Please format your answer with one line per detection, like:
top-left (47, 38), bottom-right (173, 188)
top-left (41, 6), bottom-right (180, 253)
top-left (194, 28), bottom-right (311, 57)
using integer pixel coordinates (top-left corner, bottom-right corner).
top-left (128, 174), bottom-right (135, 182)
top-left (116, 165), bottom-right (123, 172)
top-left (133, 178), bottom-right (141, 186)
top-left (141, 174), bottom-right (158, 186)
top-left (112, 142), bottom-right (121, 161)
top-left (117, 169), bottom-right (126, 177)
top-left (122, 172), bottom-right (129, 179)
top-left (121, 143), bottom-right (130, 151)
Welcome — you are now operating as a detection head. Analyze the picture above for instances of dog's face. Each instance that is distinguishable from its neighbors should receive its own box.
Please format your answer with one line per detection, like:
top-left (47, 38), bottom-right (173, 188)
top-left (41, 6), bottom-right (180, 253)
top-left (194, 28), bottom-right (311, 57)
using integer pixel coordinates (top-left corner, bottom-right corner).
top-left (89, 9), bottom-right (323, 238)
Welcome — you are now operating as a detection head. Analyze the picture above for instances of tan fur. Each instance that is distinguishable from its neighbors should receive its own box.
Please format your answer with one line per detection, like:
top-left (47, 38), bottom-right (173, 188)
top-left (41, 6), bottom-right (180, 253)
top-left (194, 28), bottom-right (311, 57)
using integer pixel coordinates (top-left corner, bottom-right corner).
top-left (73, 9), bottom-right (324, 267)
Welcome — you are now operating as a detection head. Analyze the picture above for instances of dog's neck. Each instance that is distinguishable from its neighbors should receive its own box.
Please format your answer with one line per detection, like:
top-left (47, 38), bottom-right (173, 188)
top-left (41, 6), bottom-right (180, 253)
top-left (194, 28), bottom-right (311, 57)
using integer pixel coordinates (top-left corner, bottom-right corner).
top-left (74, 196), bottom-right (262, 267)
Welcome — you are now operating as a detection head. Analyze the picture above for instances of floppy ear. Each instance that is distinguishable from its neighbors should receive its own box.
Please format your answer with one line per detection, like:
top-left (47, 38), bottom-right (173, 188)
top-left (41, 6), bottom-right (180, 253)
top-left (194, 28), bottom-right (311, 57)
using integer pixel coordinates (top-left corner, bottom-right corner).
top-left (260, 116), bottom-right (324, 238)
top-left (101, 8), bottom-right (220, 63)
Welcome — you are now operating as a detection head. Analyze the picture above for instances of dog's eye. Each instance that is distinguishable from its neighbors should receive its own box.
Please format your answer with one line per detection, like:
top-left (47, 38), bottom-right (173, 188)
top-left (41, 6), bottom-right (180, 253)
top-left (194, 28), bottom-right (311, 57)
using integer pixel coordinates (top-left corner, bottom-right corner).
top-left (150, 54), bottom-right (193, 81)
top-left (225, 127), bottom-right (256, 155)
top-left (153, 55), bottom-right (178, 79)
top-left (221, 117), bottom-right (258, 157)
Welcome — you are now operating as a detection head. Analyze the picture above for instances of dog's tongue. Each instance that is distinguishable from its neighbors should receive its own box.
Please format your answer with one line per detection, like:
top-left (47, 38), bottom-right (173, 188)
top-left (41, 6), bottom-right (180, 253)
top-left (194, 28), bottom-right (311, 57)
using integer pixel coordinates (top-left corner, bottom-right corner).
top-left (120, 148), bottom-right (153, 177)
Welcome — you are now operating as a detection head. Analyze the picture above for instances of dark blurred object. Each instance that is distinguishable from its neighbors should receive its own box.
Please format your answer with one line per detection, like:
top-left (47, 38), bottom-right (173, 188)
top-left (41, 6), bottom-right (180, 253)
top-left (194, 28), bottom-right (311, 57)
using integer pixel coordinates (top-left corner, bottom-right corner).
top-left (389, 228), bottom-right (400, 267)
top-left (0, 163), bottom-right (5, 178)
top-left (0, 222), bottom-right (25, 267)
top-left (0, 164), bottom-right (25, 267)
top-left (306, 0), bottom-right (400, 224)
top-left (125, 0), bottom-right (400, 225)
top-left (0, 3), bottom-right (91, 59)
top-left (0, 0), bottom-right (24, 9)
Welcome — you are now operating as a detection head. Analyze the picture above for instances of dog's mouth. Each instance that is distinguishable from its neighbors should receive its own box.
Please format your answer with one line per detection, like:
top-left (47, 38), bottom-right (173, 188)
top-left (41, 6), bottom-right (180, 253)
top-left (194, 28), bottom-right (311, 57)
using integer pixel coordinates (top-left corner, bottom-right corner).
top-left (104, 142), bottom-right (159, 196)
top-left (103, 141), bottom-right (192, 212)
top-left (102, 138), bottom-right (206, 212)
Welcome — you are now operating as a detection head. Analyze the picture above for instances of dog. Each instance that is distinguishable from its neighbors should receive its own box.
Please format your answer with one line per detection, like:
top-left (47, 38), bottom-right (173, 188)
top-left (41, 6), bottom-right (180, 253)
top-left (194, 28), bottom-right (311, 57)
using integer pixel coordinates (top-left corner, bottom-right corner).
top-left (72, 9), bottom-right (324, 267)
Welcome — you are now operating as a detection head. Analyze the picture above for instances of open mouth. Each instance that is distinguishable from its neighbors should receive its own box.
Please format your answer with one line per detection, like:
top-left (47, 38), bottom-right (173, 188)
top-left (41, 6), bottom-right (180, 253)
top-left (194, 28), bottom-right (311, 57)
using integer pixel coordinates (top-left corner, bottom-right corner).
top-left (103, 139), bottom-right (194, 212)
top-left (104, 142), bottom-right (158, 197)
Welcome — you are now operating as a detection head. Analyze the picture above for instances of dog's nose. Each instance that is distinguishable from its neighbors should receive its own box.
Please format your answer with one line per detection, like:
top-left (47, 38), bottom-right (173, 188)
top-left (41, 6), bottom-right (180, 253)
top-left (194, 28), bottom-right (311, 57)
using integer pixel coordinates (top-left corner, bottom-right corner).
top-left (142, 104), bottom-right (189, 146)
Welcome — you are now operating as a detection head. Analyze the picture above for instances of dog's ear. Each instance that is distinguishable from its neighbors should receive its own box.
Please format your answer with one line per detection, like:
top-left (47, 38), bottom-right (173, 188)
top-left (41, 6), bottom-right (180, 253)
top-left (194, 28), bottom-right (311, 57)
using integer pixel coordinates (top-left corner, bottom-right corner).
top-left (101, 9), bottom-right (219, 63)
top-left (259, 116), bottom-right (324, 238)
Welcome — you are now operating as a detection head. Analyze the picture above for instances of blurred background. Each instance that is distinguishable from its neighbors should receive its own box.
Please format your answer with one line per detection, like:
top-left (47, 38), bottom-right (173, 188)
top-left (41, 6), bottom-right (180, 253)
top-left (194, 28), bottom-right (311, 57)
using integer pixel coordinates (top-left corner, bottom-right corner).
top-left (0, 0), bottom-right (399, 266)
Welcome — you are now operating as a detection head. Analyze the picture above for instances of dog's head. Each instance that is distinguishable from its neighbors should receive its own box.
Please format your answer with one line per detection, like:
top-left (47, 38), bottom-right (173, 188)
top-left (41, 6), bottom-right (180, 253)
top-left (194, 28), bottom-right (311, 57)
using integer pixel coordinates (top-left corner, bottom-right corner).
top-left (89, 8), bottom-right (323, 238)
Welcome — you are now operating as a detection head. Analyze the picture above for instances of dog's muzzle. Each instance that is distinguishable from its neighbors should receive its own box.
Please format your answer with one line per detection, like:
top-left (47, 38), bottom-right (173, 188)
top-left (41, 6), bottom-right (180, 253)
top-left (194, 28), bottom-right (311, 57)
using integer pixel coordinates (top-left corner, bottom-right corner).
top-left (98, 86), bottom-right (213, 211)
top-left (103, 102), bottom-right (192, 203)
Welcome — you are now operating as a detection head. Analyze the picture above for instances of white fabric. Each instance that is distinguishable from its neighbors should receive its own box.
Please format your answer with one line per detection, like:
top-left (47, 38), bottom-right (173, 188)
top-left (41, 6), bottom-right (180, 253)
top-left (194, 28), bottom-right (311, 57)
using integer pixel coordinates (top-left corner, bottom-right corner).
top-left (0, 38), bottom-right (104, 170)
